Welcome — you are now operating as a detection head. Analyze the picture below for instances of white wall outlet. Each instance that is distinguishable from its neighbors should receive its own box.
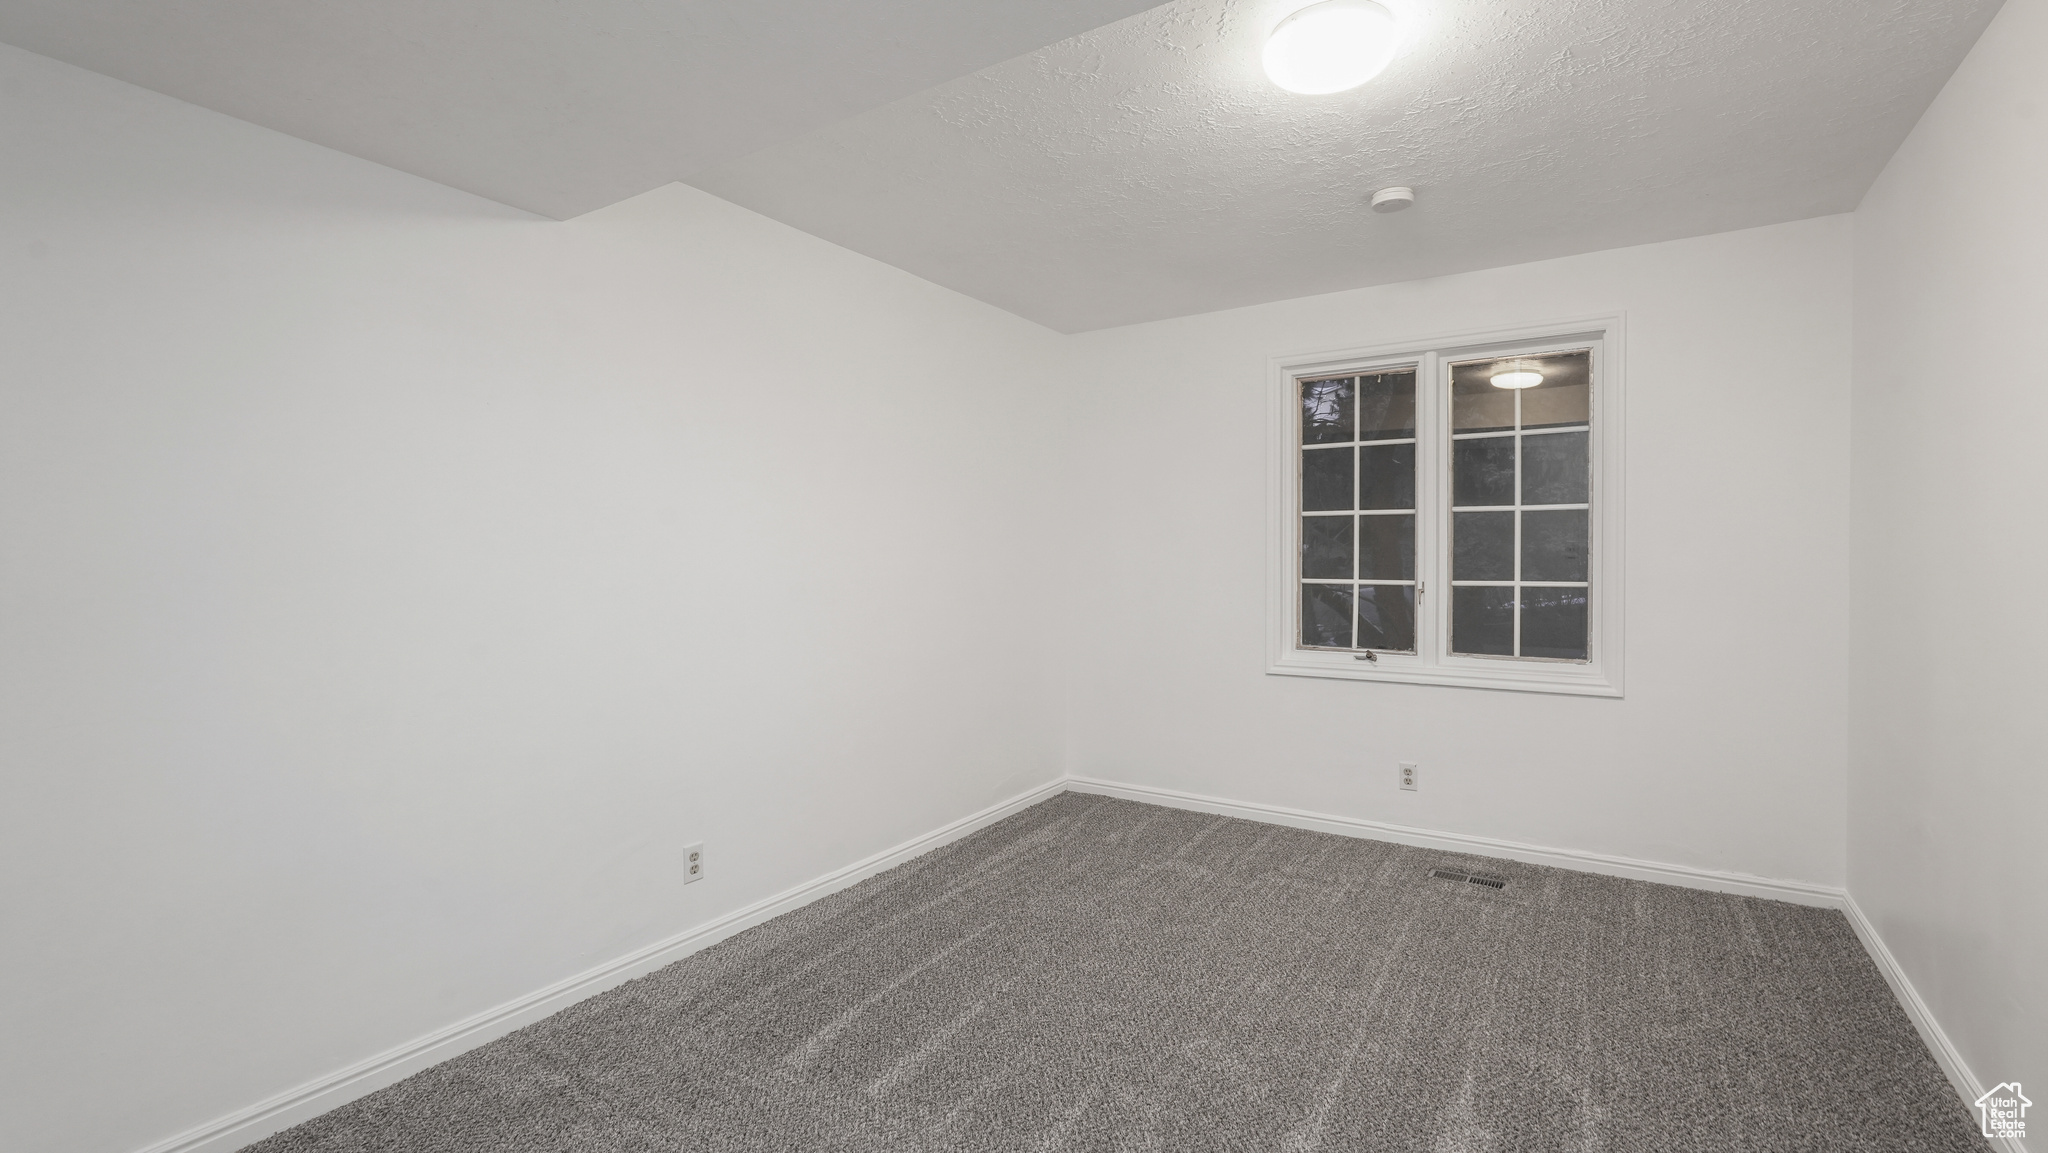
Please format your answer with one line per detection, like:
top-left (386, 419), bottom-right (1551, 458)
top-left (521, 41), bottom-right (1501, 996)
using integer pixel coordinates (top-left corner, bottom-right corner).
top-left (1399, 762), bottom-right (1418, 791)
top-left (683, 842), bottom-right (705, 884)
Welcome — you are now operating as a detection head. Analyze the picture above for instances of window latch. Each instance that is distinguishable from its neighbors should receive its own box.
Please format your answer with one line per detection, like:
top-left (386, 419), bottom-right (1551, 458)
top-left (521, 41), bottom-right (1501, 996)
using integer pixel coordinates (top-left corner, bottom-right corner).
top-left (1354, 650), bottom-right (1378, 663)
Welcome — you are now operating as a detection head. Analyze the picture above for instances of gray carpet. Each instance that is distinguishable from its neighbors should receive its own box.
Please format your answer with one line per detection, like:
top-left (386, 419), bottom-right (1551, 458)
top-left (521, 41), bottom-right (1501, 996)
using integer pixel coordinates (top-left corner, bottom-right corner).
top-left (247, 793), bottom-right (1986, 1152)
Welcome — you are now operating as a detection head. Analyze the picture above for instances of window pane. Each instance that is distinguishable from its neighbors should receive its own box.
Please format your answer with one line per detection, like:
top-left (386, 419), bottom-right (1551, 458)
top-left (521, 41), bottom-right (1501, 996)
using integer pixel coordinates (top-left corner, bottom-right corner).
top-left (1300, 376), bottom-right (1355, 444)
top-left (1452, 586), bottom-right (1514, 655)
top-left (1301, 516), bottom-right (1353, 579)
top-left (1301, 583), bottom-right (1355, 648)
top-left (1521, 509), bottom-right (1589, 582)
top-left (1522, 431), bottom-right (1588, 505)
top-left (1301, 447), bottom-right (1353, 511)
top-left (1453, 511), bottom-right (1513, 581)
top-left (1453, 436), bottom-right (1515, 506)
top-left (1357, 585), bottom-right (1415, 652)
top-left (1359, 443), bottom-right (1415, 510)
top-left (1521, 587), bottom-right (1589, 660)
top-left (1358, 370), bottom-right (1416, 439)
top-left (1451, 365), bottom-right (1516, 432)
top-left (1358, 514), bottom-right (1415, 580)
top-left (1521, 352), bottom-right (1591, 429)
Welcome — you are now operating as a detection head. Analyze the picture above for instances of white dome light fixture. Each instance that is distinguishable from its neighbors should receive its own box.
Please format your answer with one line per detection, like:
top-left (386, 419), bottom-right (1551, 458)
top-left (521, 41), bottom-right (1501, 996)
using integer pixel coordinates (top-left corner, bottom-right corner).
top-left (1490, 358), bottom-right (1544, 389)
top-left (1263, 0), bottom-right (1401, 95)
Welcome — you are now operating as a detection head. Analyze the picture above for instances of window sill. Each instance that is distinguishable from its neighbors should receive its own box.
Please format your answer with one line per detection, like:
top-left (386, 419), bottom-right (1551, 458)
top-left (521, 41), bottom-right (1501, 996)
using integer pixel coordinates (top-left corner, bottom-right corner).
top-left (1268, 649), bottom-right (1622, 697)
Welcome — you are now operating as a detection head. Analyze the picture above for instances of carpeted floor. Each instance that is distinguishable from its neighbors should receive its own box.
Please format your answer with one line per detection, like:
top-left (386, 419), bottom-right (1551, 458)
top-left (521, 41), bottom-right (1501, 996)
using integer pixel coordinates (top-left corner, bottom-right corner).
top-left (247, 793), bottom-right (1986, 1151)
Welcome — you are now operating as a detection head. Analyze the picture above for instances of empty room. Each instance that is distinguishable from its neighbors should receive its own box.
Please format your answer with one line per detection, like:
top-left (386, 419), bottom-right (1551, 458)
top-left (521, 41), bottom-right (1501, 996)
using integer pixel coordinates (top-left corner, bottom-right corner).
top-left (3, 0), bottom-right (2043, 1150)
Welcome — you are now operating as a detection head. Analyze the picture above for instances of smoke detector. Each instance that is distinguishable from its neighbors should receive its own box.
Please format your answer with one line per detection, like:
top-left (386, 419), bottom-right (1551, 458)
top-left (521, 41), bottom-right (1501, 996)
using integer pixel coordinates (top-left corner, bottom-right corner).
top-left (1370, 186), bottom-right (1414, 213)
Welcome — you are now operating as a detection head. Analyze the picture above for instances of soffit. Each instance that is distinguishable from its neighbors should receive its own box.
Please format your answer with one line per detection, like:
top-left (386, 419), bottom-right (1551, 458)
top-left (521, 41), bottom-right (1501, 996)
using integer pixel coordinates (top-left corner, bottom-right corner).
top-left (0, 0), bottom-right (1165, 219)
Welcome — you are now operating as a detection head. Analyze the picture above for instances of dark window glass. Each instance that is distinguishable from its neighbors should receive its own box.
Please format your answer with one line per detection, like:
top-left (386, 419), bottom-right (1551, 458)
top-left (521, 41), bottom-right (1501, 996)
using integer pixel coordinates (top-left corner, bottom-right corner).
top-left (1295, 348), bottom-right (1595, 664)
top-left (1358, 514), bottom-right (1416, 580)
top-left (1451, 369), bottom-right (1516, 433)
top-left (1358, 371), bottom-right (1417, 439)
top-left (1301, 448), bottom-right (1353, 511)
top-left (1358, 586), bottom-right (1416, 652)
top-left (1301, 584), bottom-right (1355, 648)
top-left (1522, 431), bottom-right (1588, 505)
top-left (1453, 437), bottom-right (1515, 506)
top-left (1359, 443), bottom-right (1415, 510)
top-left (1520, 354), bottom-right (1591, 429)
top-left (1454, 511), bottom-right (1514, 581)
top-left (1521, 509), bottom-right (1589, 582)
top-left (1300, 517), bottom-right (1353, 580)
top-left (1521, 587), bottom-right (1589, 660)
top-left (1300, 376), bottom-right (1355, 445)
top-left (1452, 586), bottom-right (1515, 655)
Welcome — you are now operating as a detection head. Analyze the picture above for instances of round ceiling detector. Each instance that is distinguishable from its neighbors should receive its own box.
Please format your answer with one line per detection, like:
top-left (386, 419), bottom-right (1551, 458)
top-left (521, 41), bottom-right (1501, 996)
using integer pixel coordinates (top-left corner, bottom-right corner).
top-left (1370, 186), bottom-right (1414, 212)
top-left (1263, 0), bottom-right (1401, 95)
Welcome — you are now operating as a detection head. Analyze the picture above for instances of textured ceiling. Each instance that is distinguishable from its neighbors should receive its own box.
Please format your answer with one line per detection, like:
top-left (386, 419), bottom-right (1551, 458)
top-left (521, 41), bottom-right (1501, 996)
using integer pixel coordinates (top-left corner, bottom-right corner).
top-left (696, 0), bottom-right (2004, 331)
top-left (0, 0), bottom-right (1164, 219)
top-left (2, 0), bottom-right (2004, 331)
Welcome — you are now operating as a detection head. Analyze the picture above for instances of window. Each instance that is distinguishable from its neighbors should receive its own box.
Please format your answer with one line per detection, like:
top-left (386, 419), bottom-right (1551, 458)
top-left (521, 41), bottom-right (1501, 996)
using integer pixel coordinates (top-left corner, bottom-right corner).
top-left (1299, 369), bottom-right (1419, 652)
top-left (1447, 350), bottom-right (1590, 661)
top-left (1269, 318), bottom-right (1624, 696)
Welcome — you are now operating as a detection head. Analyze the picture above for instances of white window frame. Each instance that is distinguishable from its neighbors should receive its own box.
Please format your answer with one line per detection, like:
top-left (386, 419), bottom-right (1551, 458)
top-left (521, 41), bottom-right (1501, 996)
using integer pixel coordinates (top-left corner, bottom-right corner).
top-left (1267, 315), bottom-right (1626, 697)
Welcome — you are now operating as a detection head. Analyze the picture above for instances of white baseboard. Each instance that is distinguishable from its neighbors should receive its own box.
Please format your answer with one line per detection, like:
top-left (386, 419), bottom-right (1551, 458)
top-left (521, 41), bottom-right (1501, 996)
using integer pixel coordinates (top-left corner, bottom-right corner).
top-left (133, 774), bottom-right (2022, 1153)
top-left (1065, 775), bottom-right (1848, 907)
top-left (131, 777), bottom-right (1067, 1153)
top-left (1841, 896), bottom-right (2030, 1153)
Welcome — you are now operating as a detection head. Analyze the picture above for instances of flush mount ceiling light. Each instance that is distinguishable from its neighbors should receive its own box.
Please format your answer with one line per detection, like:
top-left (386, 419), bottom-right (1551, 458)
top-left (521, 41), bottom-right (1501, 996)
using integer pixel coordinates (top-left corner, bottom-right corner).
top-left (1263, 0), bottom-right (1401, 95)
top-left (1489, 358), bottom-right (1544, 389)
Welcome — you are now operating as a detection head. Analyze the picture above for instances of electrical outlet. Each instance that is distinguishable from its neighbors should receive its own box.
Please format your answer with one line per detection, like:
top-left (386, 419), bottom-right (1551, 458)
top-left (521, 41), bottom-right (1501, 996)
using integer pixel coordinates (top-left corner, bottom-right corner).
top-left (683, 843), bottom-right (705, 884)
top-left (1398, 762), bottom-right (1418, 791)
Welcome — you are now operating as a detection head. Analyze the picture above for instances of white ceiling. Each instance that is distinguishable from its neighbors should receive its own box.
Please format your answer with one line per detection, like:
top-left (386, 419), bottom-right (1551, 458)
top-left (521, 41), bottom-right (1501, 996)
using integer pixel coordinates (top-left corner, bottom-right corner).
top-left (694, 0), bottom-right (2002, 330)
top-left (1, 0), bottom-right (2002, 331)
top-left (0, 0), bottom-right (1163, 219)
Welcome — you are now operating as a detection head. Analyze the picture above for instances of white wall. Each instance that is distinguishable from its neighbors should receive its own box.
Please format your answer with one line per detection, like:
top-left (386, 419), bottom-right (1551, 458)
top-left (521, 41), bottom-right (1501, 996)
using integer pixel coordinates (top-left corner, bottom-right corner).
top-left (0, 45), bottom-right (1069, 1153)
top-left (1850, 0), bottom-right (2047, 1103)
top-left (1062, 217), bottom-right (1853, 886)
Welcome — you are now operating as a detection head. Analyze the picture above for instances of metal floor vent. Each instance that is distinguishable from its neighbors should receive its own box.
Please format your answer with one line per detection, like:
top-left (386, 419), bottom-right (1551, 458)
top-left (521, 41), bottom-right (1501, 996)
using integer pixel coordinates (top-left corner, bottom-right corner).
top-left (1428, 867), bottom-right (1508, 891)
